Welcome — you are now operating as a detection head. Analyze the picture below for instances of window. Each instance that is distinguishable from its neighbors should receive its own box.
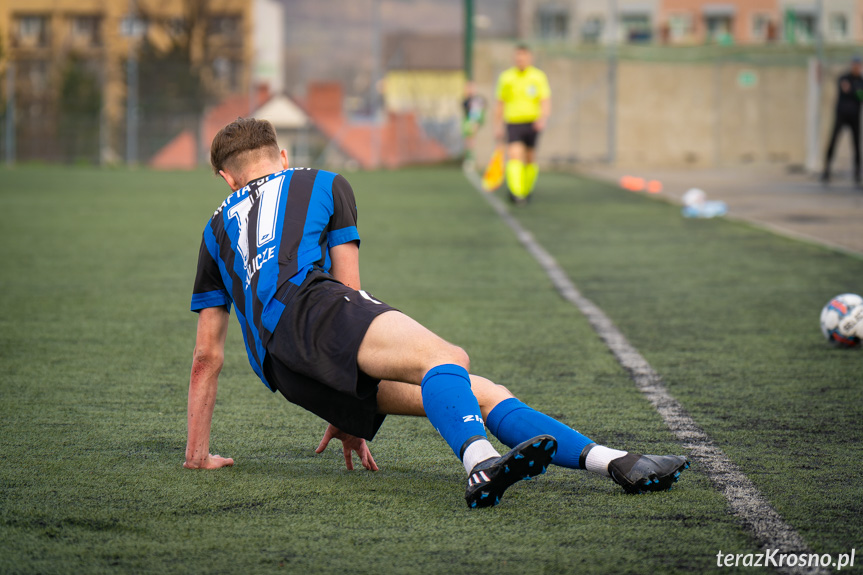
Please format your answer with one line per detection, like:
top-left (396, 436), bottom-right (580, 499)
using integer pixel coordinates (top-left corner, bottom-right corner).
top-left (213, 57), bottom-right (242, 92)
top-left (705, 15), bottom-right (733, 44)
top-left (668, 13), bottom-right (694, 43)
top-left (797, 15), bottom-right (816, 42)
top-left (120, 15), bottom-right (147, 38)
top-left (784, 11), bottom-right (815, 44)
top-left (621, 14), bottom-right (652, 44)
top-left (167, 18), bottom-right (187, 37)
top-left (15, 15), bottom-right (49, 48)
top-left (70, 15), bottom-right (101, 46)
top-left (18, 59), bottom-right (50, 95)
top-left (751, 13), bottom-right (770, 42)
top-left (829, 13), bottom-right (848, 41)
top-left (19, 16), bottom-right (46, 38)
top-left (581, 17), bottom-right (603, 44)
top-left (535, 5), bottom-right (569, 41)
top-left (209, 15), bottom-right (241, 37)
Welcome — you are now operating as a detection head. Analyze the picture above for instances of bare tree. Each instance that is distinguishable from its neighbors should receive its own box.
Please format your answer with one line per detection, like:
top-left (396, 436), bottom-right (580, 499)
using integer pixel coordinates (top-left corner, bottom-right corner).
top-left (134, 0), bottom-right (213, 163)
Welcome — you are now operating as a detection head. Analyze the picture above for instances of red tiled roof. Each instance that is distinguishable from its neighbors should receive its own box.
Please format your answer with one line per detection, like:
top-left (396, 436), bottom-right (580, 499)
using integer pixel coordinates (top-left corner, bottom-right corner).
top-left (150, 86), bottom-right (272, 170)
top-left (151, 82), bottom-right (449, 170)
top-left (299, 82), bottom-right (449, 169)
top-left (148, 130), bottom-right (197, 170)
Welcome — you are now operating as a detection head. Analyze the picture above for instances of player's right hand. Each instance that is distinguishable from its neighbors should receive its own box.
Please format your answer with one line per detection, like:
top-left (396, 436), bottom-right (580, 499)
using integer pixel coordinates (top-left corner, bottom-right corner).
top-left (183, 454), bottom-right (234, 469)
top-left (315, 424), bottom-right (379, 471)
top-left (494, 124), bottom-right (504, 141)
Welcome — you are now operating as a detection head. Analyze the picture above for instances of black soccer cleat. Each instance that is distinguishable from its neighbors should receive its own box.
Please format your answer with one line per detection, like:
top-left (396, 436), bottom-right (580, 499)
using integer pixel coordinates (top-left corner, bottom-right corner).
top-left (507, 191), bottom-right (528, 206)
top-left (608, 453), bottom-right (690, 494)
top-left (465, 435), bottom-right (557, 509)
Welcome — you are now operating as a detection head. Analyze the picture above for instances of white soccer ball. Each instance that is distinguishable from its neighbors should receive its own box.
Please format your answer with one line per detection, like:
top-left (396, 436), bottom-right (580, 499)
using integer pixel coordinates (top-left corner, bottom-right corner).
top-left (819, 293), bottom-right (863, 348)
top-left (682, 188), bottom-right (706, 207)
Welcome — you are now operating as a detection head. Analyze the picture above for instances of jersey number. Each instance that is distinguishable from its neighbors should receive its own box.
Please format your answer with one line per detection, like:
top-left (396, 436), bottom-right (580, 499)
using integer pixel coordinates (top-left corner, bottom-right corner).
top-left (226, 175), bottom-right (284, 272)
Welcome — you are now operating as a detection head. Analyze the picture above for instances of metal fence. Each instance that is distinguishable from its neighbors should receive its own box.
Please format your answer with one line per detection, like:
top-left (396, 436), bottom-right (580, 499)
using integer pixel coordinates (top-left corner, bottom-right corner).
top-left (3, 40), bottom-right (862, 172)
top-left (0, 55), bottom-right (206, 167)
top-left (0, 55), bottom-right (463, 171)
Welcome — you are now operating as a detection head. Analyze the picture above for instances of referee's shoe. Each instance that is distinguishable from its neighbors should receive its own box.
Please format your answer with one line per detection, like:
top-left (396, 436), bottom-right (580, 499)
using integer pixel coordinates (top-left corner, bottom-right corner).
top-left (465, 435), bottom-right (557, 508)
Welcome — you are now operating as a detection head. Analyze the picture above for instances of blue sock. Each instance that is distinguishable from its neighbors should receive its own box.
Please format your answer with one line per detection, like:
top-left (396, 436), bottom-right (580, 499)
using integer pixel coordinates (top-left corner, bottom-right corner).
top-left (421, 364), bottom-right (488, 459)
top-left (486, 398), bottom-right (593, 469)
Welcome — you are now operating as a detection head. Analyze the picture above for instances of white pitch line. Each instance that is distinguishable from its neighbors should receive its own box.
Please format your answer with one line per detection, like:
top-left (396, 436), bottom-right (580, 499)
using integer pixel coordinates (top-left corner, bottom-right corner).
top-left (464, 167), bottom-right (826, 575)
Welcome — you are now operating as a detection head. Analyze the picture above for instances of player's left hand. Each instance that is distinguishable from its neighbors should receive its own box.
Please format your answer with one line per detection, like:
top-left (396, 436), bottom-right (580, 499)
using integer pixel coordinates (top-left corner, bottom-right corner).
top-left (533, 118), bottom-right (546, 132)
top-left (315, 424), bottom-right (379, 471)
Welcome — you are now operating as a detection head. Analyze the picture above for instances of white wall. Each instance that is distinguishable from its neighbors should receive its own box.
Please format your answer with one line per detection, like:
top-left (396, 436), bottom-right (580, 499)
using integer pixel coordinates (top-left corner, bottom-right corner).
top-left (254, 0), bottom-right (285, 93)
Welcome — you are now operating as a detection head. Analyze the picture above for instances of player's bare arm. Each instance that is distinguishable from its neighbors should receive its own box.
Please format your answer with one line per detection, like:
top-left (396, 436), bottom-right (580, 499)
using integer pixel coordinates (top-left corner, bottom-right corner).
top-left (494, 99), bottom-right (505, 140)
top-left (184, 305), bottom-right (234, 470)
top-left (534, 98), bottom-right (551, 132)
top-left (329, 241), bottom-right (361, 291)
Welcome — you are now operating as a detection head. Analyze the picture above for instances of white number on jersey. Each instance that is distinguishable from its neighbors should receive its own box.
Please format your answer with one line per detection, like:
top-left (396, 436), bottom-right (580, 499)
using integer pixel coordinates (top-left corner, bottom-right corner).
top-left (226, 175), bottom-right (284, 284)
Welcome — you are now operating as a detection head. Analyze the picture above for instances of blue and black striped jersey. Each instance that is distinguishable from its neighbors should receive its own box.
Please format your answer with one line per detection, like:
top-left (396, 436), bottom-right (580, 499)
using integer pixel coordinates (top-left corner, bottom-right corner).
top-left (191, 168), bottom-right (360, 389)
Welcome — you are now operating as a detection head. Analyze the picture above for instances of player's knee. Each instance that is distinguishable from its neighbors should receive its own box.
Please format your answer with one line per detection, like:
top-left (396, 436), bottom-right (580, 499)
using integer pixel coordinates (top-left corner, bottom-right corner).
top-left (482, 380), bottom-right (513, 398)
top-left (416, 341), bottom-right (470, 383)
top-left (436, 343), bottom-right (469, 373)
top-left (470, 377), bottom-right (514, 412)
top-left (452, 345), bottom-right (470, 372)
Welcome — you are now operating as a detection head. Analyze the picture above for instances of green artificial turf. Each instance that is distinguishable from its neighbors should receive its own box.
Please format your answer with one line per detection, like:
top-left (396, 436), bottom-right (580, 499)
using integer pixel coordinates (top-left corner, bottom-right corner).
top-left (509, 171), bottom-right (863, 561)
top-left (0, 165), bottom-right (858, 574)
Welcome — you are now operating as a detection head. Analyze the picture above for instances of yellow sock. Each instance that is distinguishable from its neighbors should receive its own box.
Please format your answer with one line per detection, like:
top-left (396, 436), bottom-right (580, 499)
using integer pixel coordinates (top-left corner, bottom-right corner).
top-left (524, 163), bottom-right (539, 195)
top-left (506, 159), bottom-right (526, 198)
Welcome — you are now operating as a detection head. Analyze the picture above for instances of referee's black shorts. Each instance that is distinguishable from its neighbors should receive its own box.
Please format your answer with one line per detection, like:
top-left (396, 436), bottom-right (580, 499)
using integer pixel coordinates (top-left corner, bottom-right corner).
top-left (506, 122), bottom-right (540, 148)
top-left (264, 269), bottom-right (396, 440)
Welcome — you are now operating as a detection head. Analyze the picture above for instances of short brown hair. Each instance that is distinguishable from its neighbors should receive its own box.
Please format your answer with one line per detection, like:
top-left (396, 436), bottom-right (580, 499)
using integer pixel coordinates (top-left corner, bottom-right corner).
top-left (210, 117), bottom-right (279, 175)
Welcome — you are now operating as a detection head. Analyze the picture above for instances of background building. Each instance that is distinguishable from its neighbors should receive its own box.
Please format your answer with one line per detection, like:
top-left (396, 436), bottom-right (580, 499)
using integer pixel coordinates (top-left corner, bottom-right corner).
top-left (517, 0), bottom-right (863, 46)
top-left (2, 0), bottom-right (862, 170)
top-left (0, 0), bottom-right (251, 163)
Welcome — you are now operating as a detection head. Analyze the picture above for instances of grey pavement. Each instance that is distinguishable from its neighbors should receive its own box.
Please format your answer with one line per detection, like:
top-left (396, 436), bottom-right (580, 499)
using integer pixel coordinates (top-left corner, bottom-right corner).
top-left (580, 165), bottom-right (863, 256)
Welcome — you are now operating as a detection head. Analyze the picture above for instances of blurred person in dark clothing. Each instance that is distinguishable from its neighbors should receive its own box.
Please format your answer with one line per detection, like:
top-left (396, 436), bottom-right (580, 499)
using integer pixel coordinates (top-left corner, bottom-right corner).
top-left (822, 57), bottom-right (863, 186)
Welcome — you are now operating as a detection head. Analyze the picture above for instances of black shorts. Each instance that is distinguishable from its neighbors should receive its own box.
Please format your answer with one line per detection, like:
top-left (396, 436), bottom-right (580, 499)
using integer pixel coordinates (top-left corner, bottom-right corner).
top-left (263, 269), bottom-right (396, 440)
top-left (506, 122), bottom-right (540, 148)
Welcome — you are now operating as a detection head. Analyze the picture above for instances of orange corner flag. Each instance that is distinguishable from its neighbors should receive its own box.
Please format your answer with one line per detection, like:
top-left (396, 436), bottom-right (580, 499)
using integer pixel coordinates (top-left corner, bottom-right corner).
top-left (481, 147), bottom-right (505, 192)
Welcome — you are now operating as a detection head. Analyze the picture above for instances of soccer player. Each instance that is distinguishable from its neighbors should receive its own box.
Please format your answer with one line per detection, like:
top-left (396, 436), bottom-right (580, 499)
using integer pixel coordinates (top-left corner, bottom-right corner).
top-left (184, 118), bottom-right (689, 508)
top-left (494, 43), bottom-right (550, 203)
top-left (822, 56), bottom-right (863, 186)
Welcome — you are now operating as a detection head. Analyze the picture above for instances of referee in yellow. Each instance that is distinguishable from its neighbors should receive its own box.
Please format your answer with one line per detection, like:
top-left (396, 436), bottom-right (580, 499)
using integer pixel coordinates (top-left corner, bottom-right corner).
top-left (494, 44), bottom-right (551, 203)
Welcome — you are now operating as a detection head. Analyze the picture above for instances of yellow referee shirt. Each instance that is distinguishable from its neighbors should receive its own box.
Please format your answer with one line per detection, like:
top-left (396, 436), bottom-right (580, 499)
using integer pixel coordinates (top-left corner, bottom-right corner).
top-left (495, 66), bottom-right (551, 124)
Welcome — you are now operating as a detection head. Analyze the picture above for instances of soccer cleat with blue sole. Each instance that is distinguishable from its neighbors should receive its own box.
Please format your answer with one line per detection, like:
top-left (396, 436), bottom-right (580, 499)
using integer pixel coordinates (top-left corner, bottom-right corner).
top-left (608, 453), bottom-right (690, 494)
top-left (465, 435), bottom-right (557, 509)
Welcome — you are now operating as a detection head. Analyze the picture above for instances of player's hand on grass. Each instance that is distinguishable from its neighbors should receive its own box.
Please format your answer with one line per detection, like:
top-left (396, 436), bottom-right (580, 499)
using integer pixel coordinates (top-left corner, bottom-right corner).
top-left (183, 454), bottom-right (234, 470)
top-left (315, 424), bottom-right (379, 471)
